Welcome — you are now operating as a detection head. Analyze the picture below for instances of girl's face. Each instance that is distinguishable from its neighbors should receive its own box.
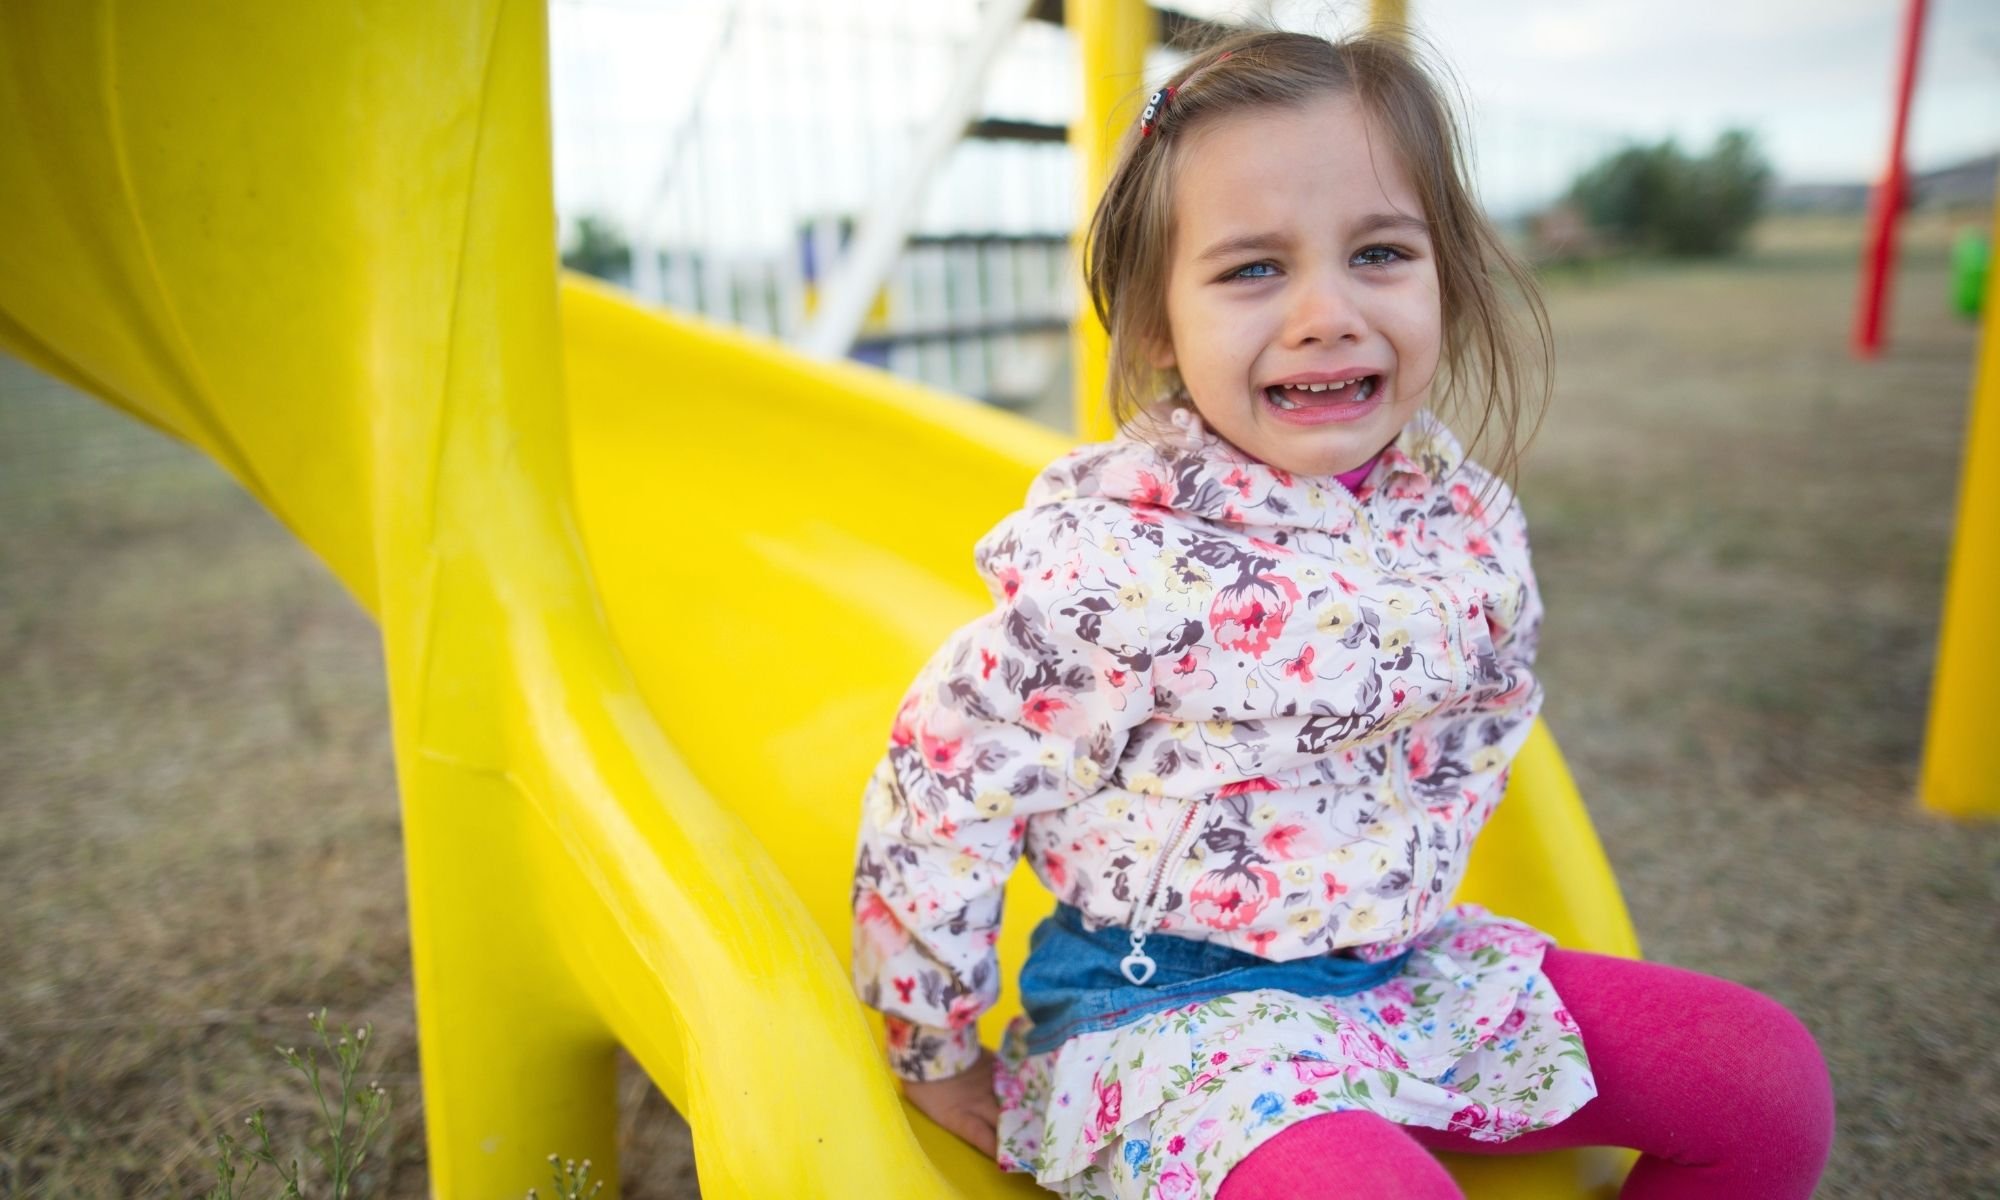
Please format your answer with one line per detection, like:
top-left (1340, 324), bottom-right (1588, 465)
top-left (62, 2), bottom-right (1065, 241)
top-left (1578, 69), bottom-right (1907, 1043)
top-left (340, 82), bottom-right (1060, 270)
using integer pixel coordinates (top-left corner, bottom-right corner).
top-left (1155, 92), bottom-right (1441, 477)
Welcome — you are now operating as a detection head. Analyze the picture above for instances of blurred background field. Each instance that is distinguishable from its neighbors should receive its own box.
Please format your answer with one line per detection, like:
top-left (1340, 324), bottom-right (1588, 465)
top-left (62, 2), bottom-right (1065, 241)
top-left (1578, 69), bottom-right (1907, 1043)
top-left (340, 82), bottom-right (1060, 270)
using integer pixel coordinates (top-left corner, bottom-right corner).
top-left (5, 209), bottom-right (1995, 1198)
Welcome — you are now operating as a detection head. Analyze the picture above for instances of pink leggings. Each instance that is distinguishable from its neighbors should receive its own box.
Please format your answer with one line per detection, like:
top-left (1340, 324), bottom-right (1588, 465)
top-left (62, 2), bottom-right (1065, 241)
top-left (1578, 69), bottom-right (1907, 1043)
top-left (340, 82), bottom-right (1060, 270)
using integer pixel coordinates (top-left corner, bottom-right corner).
top-left (1215, 949), bottom-right (1834, 1200)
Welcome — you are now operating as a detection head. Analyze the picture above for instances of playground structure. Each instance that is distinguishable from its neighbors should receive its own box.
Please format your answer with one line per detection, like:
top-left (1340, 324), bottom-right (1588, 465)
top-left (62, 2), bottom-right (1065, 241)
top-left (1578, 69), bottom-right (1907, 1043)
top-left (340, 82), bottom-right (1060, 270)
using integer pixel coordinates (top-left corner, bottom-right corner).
top-left (0, 2), bottom-right (1992, 1198)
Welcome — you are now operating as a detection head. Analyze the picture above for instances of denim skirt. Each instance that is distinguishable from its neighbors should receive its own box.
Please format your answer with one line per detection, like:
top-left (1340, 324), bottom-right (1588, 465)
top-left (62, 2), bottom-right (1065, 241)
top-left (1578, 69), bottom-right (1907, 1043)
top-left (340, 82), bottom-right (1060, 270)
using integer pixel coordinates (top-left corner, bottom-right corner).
top-left (1018, 903), bottom-right (1413, 1055)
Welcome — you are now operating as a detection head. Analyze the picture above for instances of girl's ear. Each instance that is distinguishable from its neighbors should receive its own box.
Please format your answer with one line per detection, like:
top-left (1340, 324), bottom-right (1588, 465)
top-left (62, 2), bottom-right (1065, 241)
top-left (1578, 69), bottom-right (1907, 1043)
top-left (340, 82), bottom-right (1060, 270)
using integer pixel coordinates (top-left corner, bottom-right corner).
top-left (1147, 332), bottom-right (1176, 371)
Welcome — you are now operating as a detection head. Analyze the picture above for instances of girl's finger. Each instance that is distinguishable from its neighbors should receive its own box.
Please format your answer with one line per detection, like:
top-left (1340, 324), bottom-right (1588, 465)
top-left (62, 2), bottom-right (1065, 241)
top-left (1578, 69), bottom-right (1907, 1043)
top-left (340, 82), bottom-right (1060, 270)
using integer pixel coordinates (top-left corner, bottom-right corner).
top-left (964, 1114), bottom-right (998, 1158)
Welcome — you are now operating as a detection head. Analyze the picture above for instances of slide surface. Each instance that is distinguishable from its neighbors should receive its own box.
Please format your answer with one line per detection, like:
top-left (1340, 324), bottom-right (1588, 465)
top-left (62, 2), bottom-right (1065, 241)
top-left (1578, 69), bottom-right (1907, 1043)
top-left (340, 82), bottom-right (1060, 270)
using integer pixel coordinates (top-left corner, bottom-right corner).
top-left (0, 4), bottom-right (1636, 1195)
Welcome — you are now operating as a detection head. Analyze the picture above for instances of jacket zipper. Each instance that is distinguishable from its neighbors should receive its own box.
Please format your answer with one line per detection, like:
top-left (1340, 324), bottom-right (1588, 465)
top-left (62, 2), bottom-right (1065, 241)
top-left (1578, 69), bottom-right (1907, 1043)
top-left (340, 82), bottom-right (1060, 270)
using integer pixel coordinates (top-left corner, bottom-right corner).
top-left (1122, 797), bottom-right (1204, 985)
top-left (1117, 471), bottom-right (1412, 980)
top-left (1352, 469), bottom-right (1440, 935)
top-left (1391, 726), bottom-right (1430, 934)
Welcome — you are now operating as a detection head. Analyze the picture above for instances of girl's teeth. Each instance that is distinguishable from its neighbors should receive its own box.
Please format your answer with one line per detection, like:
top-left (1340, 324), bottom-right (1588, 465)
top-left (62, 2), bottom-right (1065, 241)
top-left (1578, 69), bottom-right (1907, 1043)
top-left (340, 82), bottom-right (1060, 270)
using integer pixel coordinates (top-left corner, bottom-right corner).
top-left (1268, 377), bottom-right (1376, 408)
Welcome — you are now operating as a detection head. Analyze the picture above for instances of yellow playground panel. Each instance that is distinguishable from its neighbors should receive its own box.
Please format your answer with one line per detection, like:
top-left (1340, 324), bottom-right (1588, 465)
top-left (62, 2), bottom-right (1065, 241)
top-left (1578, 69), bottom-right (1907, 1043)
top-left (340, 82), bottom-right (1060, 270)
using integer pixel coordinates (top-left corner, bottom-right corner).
top-left (1921, 180), bottom-right (2000, 819)
top-left (91, 0), bottom-right (2000, 1195)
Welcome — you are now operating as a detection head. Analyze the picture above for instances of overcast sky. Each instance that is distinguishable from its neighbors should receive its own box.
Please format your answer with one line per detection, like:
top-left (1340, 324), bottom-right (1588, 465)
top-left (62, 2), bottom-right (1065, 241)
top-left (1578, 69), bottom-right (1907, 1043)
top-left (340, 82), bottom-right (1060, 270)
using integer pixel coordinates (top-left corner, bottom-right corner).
top-left (1374, 0), bottom-right (1999, 181)
top-left (551, 0), bottom-right (1999, 247)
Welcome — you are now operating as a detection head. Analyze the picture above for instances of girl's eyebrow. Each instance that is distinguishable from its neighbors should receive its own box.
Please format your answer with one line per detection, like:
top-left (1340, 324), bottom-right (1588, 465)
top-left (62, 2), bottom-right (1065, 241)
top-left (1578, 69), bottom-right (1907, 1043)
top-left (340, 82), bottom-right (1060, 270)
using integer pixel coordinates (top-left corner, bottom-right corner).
top-left (1194, 214), bottom-right (1431, 263)
top-left (1195, 232), bottom-right (1295, 264)
top-left (1353, 212), bottom-right (1431, 240)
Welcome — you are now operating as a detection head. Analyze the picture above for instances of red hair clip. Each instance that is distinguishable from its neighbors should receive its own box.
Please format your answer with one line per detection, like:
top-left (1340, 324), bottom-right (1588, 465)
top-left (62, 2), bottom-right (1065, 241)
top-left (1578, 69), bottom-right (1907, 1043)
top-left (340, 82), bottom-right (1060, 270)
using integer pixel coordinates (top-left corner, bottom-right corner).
top-left (1141, 52), bottom-right (1229, 138)
top-left (1139, 86), bottom-right (1175, 137)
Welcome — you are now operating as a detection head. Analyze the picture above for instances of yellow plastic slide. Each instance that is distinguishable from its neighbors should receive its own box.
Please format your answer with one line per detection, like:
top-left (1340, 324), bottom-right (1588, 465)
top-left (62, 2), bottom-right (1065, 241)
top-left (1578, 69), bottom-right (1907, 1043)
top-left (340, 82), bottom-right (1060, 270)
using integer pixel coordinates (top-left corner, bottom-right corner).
top-left (0, 3), bottom-right (1637, 1196)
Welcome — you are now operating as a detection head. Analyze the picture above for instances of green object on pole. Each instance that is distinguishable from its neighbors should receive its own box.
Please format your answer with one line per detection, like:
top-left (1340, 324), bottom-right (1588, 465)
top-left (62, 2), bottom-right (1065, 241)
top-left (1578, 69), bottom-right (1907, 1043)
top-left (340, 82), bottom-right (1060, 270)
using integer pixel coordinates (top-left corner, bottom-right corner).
top-left (1954, 229), bottom-right (1989, 319)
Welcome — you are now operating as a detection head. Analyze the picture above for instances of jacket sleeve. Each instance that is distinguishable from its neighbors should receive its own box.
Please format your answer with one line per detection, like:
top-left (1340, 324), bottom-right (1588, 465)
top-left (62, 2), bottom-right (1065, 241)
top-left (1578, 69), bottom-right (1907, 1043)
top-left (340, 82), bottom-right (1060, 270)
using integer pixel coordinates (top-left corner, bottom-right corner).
top-left (1470, 484), bottom-right (1544, 678)
top-left (1418, 485), bottom-right (1546, 834)
top-left (850, 509), bottom-right (1156, 1081)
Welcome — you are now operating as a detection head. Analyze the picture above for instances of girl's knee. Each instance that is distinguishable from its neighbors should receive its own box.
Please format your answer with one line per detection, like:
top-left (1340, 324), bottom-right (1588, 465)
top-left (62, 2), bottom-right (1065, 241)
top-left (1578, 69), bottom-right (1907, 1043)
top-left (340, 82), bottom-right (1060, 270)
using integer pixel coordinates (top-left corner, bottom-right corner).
top-left (1724, 984), bottom-right (1830, 1094)
top-left (1549, 954), bottom-right (1833, 1171)
top-left (1689, 980), bottom-right (1835, 1166)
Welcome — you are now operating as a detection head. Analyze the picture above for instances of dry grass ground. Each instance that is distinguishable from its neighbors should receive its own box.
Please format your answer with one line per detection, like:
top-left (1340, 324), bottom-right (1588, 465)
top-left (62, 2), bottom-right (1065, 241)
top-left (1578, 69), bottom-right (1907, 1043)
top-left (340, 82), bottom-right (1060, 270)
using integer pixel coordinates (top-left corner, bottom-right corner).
top-left (2, 213), bottom-right (1996, 1198)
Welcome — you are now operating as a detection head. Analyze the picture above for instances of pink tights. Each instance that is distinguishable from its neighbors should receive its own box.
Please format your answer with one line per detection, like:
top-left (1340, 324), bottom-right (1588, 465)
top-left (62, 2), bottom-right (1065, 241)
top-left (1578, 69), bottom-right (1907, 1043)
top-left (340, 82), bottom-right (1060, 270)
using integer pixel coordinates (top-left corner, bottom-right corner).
top-left (1215, 949), bottom-right (1834, 1200)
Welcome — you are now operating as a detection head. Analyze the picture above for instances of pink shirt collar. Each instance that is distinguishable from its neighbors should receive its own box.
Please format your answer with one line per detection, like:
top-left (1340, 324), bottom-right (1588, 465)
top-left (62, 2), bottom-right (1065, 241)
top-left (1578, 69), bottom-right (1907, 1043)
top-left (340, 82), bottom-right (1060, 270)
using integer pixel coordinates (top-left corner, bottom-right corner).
top-left (1333, 451), bottom-right (1383, 495)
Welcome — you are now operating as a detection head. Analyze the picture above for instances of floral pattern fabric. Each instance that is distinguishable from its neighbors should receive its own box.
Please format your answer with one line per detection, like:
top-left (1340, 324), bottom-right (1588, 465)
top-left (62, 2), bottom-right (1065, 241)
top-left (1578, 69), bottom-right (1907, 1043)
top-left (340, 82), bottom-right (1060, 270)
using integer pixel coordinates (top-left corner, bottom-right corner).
top-left (849, 404), bottom-right (1589, 1192)
top-left (992, 906), bottom-right (1596, 1198)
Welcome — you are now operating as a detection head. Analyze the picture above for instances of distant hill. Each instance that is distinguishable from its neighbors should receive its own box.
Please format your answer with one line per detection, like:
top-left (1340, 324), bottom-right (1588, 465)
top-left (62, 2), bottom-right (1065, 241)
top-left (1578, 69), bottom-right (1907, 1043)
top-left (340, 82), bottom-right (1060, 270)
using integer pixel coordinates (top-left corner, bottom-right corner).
top-left (1771, 152), bottom-right (1997, 214)
top-left (1913, 154), bottom-right (1999, 209)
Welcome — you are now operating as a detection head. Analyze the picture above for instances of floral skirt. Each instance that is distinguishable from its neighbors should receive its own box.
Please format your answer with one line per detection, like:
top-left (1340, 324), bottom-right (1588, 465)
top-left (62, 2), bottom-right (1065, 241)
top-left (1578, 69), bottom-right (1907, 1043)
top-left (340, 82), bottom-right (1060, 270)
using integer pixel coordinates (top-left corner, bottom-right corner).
top-left (992, 905), bottom-right (1597, 1200)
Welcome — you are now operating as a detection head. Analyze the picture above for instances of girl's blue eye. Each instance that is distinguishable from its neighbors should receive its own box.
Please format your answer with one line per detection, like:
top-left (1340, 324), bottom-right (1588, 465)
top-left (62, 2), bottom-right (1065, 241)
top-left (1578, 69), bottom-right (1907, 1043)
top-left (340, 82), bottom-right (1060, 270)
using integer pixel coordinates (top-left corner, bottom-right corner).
top-left (1230, 262), bottom-right (1278, 280)
top-left (1353, 245), bottom-right (1405, 267)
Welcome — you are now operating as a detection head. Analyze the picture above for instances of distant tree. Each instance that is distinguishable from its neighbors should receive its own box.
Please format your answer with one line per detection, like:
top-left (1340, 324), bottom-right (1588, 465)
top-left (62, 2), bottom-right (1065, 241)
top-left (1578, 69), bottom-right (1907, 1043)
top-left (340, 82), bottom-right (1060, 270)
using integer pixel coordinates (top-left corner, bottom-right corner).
top-left (1566, 130), bottom-right (1773, 256)
top-left (562, 214), bottom-right (631, 282)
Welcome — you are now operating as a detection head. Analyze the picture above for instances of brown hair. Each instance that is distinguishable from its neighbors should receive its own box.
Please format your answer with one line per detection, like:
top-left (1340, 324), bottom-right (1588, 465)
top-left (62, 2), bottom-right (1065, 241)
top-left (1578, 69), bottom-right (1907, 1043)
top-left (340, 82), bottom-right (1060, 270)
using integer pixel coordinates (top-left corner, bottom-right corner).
top-left (1082, 27), bottom-right (1551, 487)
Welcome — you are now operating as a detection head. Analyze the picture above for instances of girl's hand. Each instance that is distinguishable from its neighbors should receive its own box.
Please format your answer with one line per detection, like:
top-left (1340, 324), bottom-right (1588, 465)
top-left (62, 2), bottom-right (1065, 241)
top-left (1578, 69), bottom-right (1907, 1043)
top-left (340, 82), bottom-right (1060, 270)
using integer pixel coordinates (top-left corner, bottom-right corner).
top-left (902, 1048), bottom-right (1000, 1159)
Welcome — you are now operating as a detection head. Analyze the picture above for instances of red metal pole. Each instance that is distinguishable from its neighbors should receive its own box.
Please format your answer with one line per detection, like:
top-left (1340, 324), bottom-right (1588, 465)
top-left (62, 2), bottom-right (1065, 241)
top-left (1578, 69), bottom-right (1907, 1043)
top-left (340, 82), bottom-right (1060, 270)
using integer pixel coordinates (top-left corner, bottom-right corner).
top-left (1852, 0), bottom-right (1929, 358)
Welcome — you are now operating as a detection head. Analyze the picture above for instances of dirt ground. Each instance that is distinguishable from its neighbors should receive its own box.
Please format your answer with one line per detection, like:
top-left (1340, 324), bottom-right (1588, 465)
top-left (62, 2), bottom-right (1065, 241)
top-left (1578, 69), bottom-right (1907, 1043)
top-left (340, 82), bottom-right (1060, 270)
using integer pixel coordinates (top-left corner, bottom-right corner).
top-left (2, 213), bottom-right (1996, 1198)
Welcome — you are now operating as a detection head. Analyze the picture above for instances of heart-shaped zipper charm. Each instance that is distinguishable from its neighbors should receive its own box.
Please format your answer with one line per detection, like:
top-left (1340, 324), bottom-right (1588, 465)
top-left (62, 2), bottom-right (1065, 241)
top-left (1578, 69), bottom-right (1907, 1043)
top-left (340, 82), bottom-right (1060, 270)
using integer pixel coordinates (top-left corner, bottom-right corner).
top-left (1120, 949), bottom-right (1157, 986)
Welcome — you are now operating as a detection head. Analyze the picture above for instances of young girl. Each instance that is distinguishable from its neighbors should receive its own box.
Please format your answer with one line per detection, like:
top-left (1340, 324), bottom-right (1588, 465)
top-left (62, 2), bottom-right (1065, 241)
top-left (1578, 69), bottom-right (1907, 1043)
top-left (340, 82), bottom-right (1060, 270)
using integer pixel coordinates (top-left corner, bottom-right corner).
top-left (850, 29), bottom-right (1833, 1200)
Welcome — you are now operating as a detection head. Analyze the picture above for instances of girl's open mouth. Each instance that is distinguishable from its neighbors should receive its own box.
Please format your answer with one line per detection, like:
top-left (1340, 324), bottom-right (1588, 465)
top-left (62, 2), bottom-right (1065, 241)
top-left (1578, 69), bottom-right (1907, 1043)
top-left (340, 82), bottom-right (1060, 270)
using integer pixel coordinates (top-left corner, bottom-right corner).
top-left (1264, 376), bottom-right (1381, 423)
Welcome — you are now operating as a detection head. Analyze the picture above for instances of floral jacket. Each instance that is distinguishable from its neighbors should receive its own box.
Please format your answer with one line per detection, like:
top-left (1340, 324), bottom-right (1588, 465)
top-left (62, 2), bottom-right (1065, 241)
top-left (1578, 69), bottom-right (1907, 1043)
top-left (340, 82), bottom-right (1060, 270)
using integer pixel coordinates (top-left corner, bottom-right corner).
top-left (850, 405), bottom-right (1544, 1081)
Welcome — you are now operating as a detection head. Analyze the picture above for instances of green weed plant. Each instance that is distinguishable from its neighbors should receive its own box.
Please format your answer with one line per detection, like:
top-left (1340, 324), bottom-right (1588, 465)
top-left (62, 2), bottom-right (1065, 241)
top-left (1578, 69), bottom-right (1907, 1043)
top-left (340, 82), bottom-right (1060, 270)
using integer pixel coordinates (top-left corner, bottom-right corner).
top-left (204, 1009), bottom-right (391, 1200)
top-left (201, 1009), bottom-right (608, 1198)
top-left (529, 1154), bottom-right (606, 1200)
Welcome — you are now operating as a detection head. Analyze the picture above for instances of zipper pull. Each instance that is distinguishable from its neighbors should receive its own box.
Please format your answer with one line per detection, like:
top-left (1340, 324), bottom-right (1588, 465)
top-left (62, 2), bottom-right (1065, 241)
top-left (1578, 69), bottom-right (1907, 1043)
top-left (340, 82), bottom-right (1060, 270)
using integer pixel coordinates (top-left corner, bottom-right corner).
top-left (1120, 931), bottom-right (1158, 985)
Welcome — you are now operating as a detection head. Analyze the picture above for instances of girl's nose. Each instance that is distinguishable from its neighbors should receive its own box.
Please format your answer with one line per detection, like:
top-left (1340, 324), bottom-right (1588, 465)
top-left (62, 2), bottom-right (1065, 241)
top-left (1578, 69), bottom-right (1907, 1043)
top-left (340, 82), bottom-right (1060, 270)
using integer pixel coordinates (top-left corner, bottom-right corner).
top-left (1284, 273), bottom-right (1367, 347)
